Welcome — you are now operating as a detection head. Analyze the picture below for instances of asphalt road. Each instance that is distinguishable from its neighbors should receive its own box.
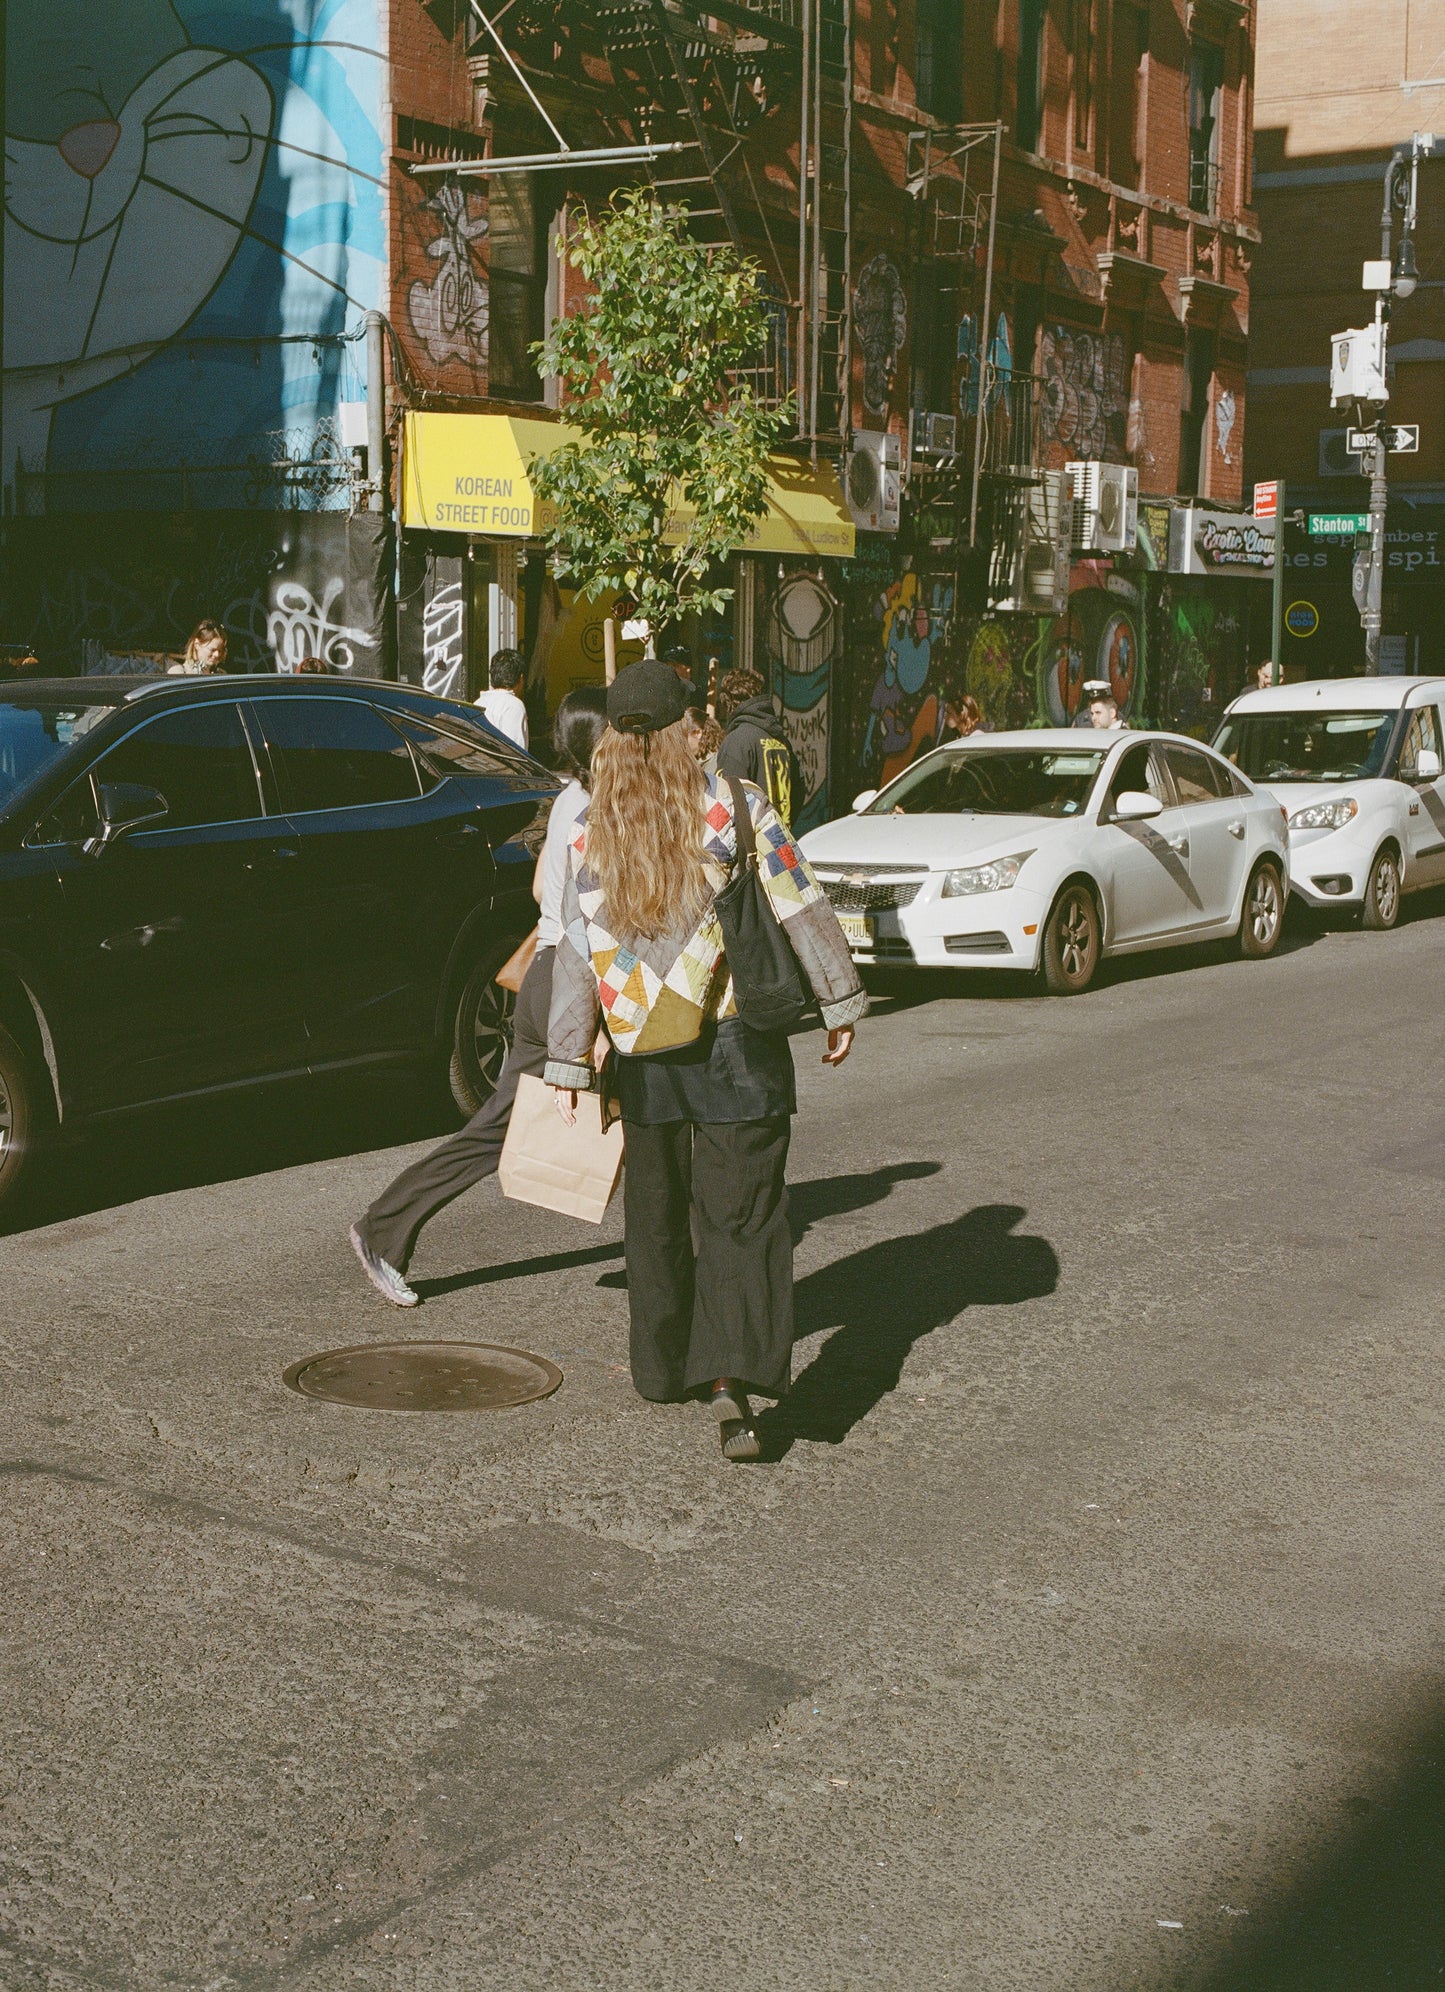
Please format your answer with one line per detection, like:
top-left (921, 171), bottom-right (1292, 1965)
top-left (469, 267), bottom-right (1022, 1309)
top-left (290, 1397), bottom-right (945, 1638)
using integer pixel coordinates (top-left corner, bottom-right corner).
top-left (2, 896), bottom-right (1444, 1992)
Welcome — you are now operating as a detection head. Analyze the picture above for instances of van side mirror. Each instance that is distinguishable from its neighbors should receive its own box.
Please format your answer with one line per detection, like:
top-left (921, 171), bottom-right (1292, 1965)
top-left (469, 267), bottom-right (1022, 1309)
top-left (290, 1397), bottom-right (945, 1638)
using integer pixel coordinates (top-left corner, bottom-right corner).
top-left (83, 781), bottom-right (169, 858)
top-left (1112, 789), bottom-right (1164, 822)
top-left (851, 789), bottom-right (879, 813)
top-left (1416, 748), bottom-right (1442, 782)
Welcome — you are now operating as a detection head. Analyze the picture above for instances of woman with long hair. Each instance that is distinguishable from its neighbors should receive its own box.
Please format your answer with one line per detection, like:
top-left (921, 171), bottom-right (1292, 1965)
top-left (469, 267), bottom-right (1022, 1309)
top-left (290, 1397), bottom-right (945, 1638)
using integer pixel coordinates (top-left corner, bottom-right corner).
top-left (350, 685), bottom-right (610, 1303)
top-left (168, 619), bottom-right (228, 675)
top-left (547, 659), bottom-right (865, 1460)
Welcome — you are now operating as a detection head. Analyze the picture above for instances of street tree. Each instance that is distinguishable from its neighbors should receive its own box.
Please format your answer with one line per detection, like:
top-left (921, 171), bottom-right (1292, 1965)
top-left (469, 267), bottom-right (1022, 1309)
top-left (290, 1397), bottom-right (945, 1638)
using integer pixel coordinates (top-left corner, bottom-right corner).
top-left (530, 191), bottom-right (792, 644)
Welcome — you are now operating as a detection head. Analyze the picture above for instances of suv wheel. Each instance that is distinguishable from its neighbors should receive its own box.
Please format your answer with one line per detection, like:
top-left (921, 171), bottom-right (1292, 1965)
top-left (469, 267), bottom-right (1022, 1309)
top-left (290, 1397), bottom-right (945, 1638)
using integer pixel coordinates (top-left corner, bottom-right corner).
top-left (1361, 845), bottom-right (1402, 930)
top-left (0, 1022), bottom-right (41, 1217)
top-left (1238, 859), bottom-right (1285, 959)
top-left (1040, 883), bottom-right (1101, 995)
top-left (448, 946), bottom-right (520, 1118)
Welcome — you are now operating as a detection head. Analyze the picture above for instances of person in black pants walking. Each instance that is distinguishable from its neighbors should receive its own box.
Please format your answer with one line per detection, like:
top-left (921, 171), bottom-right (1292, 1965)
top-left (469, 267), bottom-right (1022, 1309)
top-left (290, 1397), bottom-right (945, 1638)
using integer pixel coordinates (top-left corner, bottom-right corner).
top-left (349, 688), bottom-right (608, 1306)
top-left (546, 659), bottom-right (865, 1460)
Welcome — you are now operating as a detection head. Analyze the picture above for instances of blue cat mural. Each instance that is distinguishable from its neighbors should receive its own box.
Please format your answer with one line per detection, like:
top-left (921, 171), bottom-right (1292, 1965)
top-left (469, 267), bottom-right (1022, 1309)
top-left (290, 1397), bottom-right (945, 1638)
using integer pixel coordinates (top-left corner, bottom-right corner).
top-left (3, 0), bottom-right (384, 512)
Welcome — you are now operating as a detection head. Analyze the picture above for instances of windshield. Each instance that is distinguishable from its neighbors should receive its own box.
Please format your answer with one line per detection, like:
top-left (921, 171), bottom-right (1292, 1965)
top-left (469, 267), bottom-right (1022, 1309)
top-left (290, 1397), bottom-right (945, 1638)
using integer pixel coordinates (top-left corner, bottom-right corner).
top-left (1213, 709), bottom-right (1396, 783)
top-left (871, 747), bottom-right (1106, 818)
top-left (0, 700), bottom-right (111, 809)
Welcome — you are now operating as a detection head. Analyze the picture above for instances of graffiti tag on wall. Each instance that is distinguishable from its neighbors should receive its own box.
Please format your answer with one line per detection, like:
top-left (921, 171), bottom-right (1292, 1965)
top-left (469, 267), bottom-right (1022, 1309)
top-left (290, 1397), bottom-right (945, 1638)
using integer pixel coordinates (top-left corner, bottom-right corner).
top-left (853, 256), bottom-right (908, 419)
top-left (407, 181), bottom-right (489, 376)
top-left (1038, 328), bottom-right (1129, 462)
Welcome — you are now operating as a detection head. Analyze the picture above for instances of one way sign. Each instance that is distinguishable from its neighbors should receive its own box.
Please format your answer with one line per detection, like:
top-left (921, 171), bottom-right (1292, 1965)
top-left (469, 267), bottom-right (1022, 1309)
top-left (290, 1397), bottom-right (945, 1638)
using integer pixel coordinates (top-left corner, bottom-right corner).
top-left (1347, 424), bottom-right (1421, 454)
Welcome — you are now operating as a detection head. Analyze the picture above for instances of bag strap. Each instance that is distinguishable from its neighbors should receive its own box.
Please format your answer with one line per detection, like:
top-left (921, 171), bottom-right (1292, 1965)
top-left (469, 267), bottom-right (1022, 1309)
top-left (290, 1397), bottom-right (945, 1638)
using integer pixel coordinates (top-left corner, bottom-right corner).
top-left (722, 774), bottom-right (758, 870)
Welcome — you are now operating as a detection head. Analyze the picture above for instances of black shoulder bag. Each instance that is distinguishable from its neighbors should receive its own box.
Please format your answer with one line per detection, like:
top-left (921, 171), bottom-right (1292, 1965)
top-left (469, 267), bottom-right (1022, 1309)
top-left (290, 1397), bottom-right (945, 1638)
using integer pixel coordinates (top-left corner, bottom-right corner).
top-left (713, 776), bottom-right (813, 1033)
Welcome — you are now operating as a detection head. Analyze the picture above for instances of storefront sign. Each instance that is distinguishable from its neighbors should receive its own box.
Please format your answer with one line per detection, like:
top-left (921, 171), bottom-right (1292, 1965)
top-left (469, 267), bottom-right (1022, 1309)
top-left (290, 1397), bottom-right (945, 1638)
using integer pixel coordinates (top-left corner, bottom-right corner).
top-left (1285, 601), bottom-right (1320, 637)
top-left (1168, 505), bottom-right (1275, 576)
top-left (401, 412), bottom-right (856, 556)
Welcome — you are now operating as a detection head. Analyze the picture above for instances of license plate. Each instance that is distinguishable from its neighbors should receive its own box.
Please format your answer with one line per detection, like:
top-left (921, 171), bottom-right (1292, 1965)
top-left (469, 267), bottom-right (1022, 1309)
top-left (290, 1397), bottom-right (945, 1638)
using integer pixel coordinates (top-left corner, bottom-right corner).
top-left (838, 911), bottom-right (873, 949)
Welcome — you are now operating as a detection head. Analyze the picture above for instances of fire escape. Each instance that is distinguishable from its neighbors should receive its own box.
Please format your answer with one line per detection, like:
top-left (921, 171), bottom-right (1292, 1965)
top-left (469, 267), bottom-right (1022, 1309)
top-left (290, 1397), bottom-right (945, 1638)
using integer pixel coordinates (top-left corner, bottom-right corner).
top-left (410, 0), bottom-right (852, 452)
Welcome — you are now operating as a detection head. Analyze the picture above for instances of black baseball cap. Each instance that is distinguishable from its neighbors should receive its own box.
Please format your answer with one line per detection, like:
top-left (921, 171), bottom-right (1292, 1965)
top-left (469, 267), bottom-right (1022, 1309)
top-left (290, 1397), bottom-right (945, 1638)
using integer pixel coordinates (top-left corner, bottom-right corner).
top-left (606, 657), bottom-right (689, 735)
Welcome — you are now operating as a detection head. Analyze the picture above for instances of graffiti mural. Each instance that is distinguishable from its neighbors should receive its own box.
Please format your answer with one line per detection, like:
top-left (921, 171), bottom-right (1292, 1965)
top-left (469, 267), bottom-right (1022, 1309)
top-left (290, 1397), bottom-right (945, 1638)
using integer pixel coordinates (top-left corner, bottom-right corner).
top-left (853, 256), bottom-right (908, 418)
top-left (759, 567), bottom-right (842, 832)
top-left (5, 512), bottom-right (387, 673)
top-left (853, 565), bottom-right (956, 787)
top-left (1038, 328), bottom-right (1130, 463)
top-left (404, 179), bottom-right (489, 383)
top-left (3, 0), bottom-right (385, 513)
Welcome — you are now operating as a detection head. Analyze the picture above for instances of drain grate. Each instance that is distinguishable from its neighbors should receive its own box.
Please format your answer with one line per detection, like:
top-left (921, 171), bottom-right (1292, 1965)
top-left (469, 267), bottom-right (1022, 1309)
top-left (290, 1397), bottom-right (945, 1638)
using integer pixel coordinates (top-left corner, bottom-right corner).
top-left (282, 1341), bottom-right (562, 1412)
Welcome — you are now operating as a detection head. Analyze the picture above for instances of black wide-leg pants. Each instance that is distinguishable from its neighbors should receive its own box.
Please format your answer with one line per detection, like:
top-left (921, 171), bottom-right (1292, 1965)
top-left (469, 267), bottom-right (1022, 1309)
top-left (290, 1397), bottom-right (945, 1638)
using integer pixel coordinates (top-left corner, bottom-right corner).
top-left (358, 948), bottom-right (553, 1274)
top-left (621, 1114), bottom-right (793, 1404)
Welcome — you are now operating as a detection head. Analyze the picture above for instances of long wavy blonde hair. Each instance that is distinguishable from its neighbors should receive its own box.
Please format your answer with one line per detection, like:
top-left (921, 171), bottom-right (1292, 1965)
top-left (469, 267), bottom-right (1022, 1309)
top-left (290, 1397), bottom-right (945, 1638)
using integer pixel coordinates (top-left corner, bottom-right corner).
top-left (586, 719), bottom-right (710, 941)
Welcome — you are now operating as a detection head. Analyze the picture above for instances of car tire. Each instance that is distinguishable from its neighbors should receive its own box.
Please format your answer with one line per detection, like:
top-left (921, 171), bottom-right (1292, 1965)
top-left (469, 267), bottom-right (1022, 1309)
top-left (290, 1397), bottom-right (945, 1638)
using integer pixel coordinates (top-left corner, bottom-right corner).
top-left (448, 945), bottom-right (521, 1119)
top-left (0, 1021), bottom-right (42, 1218)
top-left (1238, 858), bottom-right (1285, 959)
top-left (1361, 845), bottom-right (1402, 930)
top-left (1040, 883), bottom-right (1101, 995)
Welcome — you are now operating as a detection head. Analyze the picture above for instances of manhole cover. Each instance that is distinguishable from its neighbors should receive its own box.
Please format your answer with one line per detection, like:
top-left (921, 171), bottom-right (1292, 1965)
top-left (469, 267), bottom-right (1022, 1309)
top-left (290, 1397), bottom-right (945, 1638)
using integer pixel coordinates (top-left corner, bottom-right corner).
top-left (281, 1341), bottom-right (562, 1412)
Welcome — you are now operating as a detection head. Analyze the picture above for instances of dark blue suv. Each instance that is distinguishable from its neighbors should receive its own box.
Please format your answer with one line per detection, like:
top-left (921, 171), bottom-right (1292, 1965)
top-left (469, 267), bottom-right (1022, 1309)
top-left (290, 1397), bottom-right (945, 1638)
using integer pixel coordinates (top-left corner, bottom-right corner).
top-left (0, 674), bottom-right (558, 1212)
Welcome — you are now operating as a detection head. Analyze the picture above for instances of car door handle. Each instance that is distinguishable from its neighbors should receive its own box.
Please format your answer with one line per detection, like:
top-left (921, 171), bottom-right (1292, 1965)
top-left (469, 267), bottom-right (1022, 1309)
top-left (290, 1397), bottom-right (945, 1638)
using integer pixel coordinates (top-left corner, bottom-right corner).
top-left (245, 844), bottom-right (301, 874)
top-left (1165, 833), bottom-right (1189, 855)
top-left (1227, 819), bottom-right (1246, 839)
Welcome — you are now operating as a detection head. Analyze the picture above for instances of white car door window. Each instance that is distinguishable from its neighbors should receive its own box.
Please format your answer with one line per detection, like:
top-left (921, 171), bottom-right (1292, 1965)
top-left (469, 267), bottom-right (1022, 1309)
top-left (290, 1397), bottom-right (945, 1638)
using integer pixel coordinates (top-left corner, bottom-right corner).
top-left (1098, 743), bottom-right (1193, 943)
top-left (1398, 704), bottom-right (1445, 882)
top-left (1162, 743), bottom-right (1249, 928)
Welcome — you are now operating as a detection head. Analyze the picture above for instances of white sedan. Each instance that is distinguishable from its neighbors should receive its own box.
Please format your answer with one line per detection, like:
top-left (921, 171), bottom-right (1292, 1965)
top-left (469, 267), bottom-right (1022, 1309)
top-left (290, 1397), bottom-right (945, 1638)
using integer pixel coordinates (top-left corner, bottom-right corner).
top-left (800, 730), bottom-right (1290, 994)
top-left (1212, 676), bottom-right (1445, 927)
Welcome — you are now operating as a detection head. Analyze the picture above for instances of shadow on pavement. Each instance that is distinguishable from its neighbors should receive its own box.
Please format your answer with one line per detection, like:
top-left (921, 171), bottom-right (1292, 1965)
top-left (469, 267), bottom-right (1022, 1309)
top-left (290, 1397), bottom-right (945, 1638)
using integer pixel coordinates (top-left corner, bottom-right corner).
top-left (1178, 1707), bottom-right (1445, 1989)
top-left (4, 1070), bottom-right (457, 1237)
top-left (414, 1241), bottom-right (623, 1298)
top-left (758, 1201), bottom-right (1059, 1458)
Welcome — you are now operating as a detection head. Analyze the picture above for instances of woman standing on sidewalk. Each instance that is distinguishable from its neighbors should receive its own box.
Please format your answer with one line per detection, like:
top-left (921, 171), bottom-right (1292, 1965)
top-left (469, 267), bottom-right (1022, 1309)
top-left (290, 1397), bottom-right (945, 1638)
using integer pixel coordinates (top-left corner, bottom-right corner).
top-left (349, 687), bottom-right (609, 1305)
top-left (546, 660), bottom-right (865, 1461)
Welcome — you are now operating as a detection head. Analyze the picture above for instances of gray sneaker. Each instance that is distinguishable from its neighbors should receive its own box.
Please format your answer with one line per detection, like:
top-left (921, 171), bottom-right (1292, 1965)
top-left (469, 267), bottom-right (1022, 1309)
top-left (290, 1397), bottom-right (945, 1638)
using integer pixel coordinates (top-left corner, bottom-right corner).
top-left (349, 1225), bottom-right (419, 1308)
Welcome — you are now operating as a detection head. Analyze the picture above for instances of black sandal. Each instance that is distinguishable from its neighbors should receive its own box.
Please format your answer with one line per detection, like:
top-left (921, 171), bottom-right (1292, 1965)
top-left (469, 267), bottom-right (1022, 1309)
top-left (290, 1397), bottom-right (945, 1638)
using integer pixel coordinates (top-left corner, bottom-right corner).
top-left (710, 1380), bottom-right (761, 1462)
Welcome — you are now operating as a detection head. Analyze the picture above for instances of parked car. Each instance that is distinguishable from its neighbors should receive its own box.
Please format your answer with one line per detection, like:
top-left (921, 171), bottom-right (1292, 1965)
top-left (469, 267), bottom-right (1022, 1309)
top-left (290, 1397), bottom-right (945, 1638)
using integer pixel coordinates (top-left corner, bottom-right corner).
top-left (0, 674), bottom-right (559, 1212)
top-left (1212, 676), bottom-right (1445, 927)
top-left (799, 729), bottom-right (1290, 994)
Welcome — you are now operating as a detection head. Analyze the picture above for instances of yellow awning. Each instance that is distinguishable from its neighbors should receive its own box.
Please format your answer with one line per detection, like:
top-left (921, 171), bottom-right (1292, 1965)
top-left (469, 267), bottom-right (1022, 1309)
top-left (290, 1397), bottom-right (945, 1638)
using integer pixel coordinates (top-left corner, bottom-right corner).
top-left (401, 411), bottom-right (855, 558)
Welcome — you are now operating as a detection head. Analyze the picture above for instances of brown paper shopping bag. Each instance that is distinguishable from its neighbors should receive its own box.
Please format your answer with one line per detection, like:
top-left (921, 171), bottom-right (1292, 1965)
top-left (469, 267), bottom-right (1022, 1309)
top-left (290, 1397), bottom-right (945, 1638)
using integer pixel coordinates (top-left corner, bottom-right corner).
top-left (498, 1073), bottom-right (624, 1223)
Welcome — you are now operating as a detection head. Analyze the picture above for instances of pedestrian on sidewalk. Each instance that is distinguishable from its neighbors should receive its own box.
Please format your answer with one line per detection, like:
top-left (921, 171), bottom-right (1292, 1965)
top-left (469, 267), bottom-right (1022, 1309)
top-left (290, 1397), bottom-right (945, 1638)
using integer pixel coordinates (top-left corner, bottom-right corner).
top-left (715, 666), bottom-right (803, 829)
top-left (546, 658), bottom-right (865, 1462)
top-left (168, 619), bottom-right (228, 676)
top-left (475, 647), bottom-right (530, 751)
top-left (349, 687), bottom-right (608, 1305)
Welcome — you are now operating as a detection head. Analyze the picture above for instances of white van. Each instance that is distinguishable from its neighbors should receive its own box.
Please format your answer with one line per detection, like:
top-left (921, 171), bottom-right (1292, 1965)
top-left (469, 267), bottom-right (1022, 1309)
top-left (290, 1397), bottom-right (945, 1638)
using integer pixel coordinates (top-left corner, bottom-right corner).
top-left (1213, 677), bottom-right (1445, 926)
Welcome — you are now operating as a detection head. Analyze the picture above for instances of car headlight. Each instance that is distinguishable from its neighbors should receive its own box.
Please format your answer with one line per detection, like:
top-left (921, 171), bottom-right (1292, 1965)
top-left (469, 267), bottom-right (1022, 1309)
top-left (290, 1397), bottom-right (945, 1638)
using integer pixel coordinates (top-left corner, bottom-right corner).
top-left (941, 851), bottom-right (1034, 896)
top-left (1288, 798), bottom-right (1358, 831)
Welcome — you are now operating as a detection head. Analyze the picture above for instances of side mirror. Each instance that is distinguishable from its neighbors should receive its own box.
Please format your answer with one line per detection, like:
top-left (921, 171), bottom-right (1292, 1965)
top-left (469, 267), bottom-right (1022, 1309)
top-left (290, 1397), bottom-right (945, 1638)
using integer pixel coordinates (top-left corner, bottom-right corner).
top-left (851, 788), bottom-right (879, 813)
top-left (83, 781), bottom-right (169, 858)
top-left (1416, 748), bottom-right (1442, 782)
top-left (1112, 789), bottom-right (1164, 822)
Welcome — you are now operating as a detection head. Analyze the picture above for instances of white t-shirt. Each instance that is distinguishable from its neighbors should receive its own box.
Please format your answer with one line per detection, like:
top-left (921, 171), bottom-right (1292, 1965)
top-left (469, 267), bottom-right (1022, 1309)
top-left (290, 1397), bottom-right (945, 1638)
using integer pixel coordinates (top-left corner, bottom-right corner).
top-left (537, 779), bottom-right (589, 948)
top-left (476, 687), bottom-right (529, 750)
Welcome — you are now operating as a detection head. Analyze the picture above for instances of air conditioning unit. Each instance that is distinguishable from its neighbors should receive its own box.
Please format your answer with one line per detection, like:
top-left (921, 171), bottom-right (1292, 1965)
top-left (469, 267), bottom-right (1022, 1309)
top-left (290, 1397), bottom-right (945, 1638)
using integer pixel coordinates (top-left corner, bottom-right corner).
top-left (845, 429), bottom-right (902, 532)
top-left (989, 470), bottom-right (1071, 614)
top-left (1067, 460), bottom-right (1138, 554)
top-left (910, 409), bottom-right (958, 460)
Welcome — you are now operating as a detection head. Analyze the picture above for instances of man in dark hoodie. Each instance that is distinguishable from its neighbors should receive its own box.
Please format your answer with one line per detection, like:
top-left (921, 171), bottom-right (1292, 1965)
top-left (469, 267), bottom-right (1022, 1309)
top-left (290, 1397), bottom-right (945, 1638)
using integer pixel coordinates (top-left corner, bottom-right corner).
top-left (715, 667), bottom-right (804, 828)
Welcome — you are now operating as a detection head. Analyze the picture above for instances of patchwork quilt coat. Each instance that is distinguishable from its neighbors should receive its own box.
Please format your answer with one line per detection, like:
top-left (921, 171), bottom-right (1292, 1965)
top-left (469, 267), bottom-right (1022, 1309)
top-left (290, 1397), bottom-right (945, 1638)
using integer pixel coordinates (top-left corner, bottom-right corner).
top-left (544, 774), bottom-right (866, 1091)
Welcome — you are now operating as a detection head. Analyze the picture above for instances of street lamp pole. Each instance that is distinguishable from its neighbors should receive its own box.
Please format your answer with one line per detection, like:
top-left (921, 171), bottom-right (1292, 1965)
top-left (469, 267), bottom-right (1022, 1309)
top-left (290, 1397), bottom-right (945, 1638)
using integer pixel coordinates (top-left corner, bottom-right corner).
top-left (1342, 133), bottom-right (1430, 673)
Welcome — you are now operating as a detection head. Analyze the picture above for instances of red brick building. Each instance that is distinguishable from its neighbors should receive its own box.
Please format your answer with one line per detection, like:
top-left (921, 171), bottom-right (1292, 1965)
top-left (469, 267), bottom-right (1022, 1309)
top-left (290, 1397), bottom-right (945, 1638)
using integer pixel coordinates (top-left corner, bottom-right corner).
top-left (381, 0), bottom-right (1264, 811)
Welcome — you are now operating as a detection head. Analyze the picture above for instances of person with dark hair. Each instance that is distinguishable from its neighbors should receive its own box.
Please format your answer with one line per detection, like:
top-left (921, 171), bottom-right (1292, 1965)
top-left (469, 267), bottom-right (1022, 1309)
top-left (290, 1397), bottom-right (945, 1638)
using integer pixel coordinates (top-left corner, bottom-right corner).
top-left (659, 641), bottom-right (702, 704)
top-left (168, 619), bottom-right (227, 676)
top-left (294, 654), bottom-right (333, 676)
top-left (715, 665), bottom-right (803, 828)
top-left (476, 646), bottom-right (529, 750)
top-left (349, 685), bottom-right (608, 1302)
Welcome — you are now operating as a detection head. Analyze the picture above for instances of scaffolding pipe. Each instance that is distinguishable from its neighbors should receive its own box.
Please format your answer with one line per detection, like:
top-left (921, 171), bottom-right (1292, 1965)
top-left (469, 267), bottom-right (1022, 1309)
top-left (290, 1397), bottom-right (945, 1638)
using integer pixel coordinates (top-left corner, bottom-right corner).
top-left (410, 141), bottom-right (699, 177)
top-left (797, 0), bottom-right (813, 440)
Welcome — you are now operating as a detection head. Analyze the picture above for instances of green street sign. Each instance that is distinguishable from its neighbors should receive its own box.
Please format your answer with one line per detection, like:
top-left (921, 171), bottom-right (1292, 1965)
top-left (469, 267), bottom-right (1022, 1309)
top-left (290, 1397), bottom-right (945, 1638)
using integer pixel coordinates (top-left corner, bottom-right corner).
top-left (1309, 512), bottom-right (1370, 536)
